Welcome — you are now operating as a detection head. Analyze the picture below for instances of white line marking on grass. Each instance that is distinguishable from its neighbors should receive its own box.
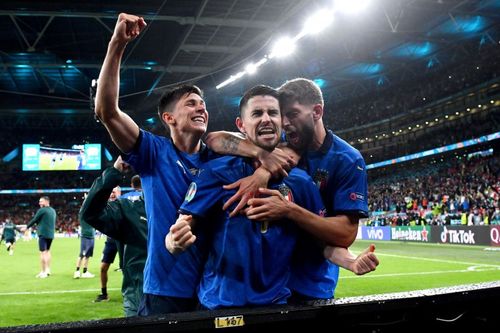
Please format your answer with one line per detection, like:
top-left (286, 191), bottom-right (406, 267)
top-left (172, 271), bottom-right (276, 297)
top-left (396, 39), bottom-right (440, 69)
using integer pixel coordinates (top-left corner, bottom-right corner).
top-left (375, 252), bottom-right (500, 268)
top-left (0, 288), bottom-right (120, 296)
top-left (340, 266), bottom-right (500, 279)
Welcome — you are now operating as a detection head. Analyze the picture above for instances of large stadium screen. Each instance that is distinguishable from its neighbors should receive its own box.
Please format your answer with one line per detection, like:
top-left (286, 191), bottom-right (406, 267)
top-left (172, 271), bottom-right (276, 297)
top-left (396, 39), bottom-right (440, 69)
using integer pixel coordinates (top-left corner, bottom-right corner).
top-left (22, 144), bottom-right (101, 171)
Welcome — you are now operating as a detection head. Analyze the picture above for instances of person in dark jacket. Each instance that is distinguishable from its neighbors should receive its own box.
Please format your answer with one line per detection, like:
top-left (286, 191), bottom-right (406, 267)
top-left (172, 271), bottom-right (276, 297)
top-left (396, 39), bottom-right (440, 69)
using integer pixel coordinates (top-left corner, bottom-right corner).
top-left (26, 196), bottom-right (56, 278)
top-left (74, 212), bottom-right (96, 279)
top-left (1, 219), bottom-right (21, 255)
top-left (80, 156), bottom-right (147, 317)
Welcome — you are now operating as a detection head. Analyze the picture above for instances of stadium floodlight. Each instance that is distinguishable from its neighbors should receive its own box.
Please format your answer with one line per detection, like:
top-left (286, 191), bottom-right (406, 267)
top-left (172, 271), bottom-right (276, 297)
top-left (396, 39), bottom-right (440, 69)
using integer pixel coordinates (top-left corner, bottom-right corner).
top-left (334, 0), bottom-right (371, 14)
top-left (245, 63), bottom-right (258, 75)
top-left (269, 37), bottom-right (296, 59)
top-left (216, 70), bottom-right (245, 90)
top-left (302, 9), bottom-right (334, 36)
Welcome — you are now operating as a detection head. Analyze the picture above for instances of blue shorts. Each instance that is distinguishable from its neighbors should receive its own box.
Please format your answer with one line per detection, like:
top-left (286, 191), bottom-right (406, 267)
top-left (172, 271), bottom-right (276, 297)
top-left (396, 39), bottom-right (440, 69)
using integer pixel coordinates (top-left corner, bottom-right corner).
top-left (101, 238), bottom-right (117, 264)
top-left (79, 237), bottom-right (94, 258)
top-left (38, 237), bottom-right (53, 251)
top-left (5, 238), bottom-right (15, 244)
top-left (137, 293), bottom-right (197, 316)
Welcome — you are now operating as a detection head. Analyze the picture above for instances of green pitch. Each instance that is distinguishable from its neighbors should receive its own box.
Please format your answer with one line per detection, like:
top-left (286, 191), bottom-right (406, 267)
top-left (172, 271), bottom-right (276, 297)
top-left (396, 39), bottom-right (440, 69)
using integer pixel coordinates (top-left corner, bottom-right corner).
top-left (39, 154), bottom-right (78, 170)
top-left (0, 237), bottom-right (123, 327)
top-left (1, 238), bottom-right (499, 328)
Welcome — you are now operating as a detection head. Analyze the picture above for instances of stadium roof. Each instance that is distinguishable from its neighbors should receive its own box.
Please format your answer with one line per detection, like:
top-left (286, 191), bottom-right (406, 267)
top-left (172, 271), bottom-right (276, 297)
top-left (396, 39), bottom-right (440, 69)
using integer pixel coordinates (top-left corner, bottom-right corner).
top-left (0, 0), bottom-right (499, 128)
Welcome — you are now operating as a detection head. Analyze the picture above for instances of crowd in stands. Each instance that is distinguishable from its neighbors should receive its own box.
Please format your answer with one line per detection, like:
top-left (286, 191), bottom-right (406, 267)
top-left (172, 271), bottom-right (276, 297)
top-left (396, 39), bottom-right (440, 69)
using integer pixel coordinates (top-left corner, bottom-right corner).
top-left (362, 116), bottom-right (497, 164)
top-left (0, 171), bottom-right (102, 190)
top-left (367, 153), bottom-right (500, 226)
top-left (0, 182), bottom-right (133, 235)
top-left (1, 43), bottom-right (499, 235)
top-left (327, 42), bottom-right (500, 131)
top-left (0, 194), bottom-right (83, 234)
top-left (3, 152), bottom-right (498, 235)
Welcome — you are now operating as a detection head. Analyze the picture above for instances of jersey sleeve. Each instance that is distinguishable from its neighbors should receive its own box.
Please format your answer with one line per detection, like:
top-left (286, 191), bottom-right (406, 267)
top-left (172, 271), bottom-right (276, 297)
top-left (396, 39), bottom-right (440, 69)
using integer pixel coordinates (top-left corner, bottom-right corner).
top-left (179, 166), bottom-right (224, 218)
top-left (123, 129), bottom-right (164, 174)
top-left (331, 156), bottom-right (368, 217)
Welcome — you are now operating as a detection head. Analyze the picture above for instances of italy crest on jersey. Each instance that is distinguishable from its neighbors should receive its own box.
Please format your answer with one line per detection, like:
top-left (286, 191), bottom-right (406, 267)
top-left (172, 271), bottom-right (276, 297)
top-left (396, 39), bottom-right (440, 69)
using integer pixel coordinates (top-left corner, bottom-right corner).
top-left (313, 169), bottom-right (329, 191)
top-left (184, 182), bottom-right (197, 202)
top-left (277, 184), bottom-right (294, 202)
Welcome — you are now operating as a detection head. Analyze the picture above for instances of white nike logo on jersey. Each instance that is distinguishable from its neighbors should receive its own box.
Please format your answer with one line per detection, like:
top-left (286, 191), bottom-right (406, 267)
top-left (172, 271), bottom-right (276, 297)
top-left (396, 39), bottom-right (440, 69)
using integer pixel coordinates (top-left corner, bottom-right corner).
top-left (176, 160), bottom-right (187, 175)
top-left (357, 165), bottom-right (364, 171)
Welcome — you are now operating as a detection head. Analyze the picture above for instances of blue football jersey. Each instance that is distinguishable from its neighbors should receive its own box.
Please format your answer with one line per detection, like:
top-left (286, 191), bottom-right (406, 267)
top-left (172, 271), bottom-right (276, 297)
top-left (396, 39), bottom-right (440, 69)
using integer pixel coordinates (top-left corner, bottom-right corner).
top-left (124, 129), bottom-right (217, 298)
top-left (180, 156), bottom-right (324, 309)
top-left (121, 190), bottom-right (142, 202)
top-left (302, 130), bottom-right (368, 217)
top-left (290, 130), bottom-right (369, 299)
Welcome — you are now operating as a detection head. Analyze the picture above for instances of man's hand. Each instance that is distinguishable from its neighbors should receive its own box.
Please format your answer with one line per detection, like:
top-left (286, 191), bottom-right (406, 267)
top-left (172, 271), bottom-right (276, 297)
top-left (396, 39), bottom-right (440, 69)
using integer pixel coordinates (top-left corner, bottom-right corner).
top-left (112, 13), bottom-right (147, 45)
top-left (245, 188), bottom-right (291, 222)
top-left (351, 244), bottom-right (378, 275)
top-left (325, 244), bottom-right (379, 275)
top-left (113, 156), bottom-right (132, 173)
top-left (165, 215), bottom-right (196, 255)
top-left (222, 168), bottom-right (271, 217)
top-left (257, 148), bottom-right (295, 178)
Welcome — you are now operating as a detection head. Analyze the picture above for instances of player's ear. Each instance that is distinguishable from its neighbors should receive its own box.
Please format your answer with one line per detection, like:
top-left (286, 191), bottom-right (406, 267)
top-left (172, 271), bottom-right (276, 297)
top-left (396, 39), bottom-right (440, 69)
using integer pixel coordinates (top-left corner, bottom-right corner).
top-left (312, 104), bottom-right (323, 121)
top-left (163, 112), bottom-right (175, 125)
top-left (235, 117), bottom-right (246, 134)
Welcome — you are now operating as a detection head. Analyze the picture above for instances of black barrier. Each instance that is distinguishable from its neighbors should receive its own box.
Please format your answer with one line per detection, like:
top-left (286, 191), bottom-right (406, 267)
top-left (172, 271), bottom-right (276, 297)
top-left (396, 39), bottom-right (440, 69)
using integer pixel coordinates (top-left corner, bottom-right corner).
top-left (1, 282), bottom-right (499, 333)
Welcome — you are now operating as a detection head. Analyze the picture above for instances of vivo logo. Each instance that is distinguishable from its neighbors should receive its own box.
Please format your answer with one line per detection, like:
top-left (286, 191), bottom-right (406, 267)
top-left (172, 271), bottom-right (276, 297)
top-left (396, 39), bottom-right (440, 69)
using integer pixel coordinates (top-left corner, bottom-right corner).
top-left (367, 229), bottom-right (384, 240)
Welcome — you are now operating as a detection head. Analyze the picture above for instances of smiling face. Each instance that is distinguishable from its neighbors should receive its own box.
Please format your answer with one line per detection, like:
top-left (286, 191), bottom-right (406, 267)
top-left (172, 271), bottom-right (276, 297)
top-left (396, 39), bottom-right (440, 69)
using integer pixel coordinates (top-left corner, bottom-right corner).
top-left (166, 92), bottom-right (208, 136)
top-left (109, 186), bottom-right (121, 201)
top-left (237, 95), bottom-right (281, 151)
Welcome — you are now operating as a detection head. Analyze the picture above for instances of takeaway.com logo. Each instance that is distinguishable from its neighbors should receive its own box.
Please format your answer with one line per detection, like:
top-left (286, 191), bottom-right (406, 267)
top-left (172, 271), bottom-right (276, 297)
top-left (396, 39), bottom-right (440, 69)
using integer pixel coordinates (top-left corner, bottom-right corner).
top-left (491, 227), bottom-right (500, 246)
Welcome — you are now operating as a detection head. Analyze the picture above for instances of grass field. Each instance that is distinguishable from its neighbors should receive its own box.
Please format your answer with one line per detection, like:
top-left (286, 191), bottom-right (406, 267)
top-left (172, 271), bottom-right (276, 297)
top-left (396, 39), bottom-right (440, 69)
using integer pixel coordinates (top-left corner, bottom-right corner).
top-left (0, 238), bottom-right (499, 328)
top-left (39, 154), bottom-right (79, 171)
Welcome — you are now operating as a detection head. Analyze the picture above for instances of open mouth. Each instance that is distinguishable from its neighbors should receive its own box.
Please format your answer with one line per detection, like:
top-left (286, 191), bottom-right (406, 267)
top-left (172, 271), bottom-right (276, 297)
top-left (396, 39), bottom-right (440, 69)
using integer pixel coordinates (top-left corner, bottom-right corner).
top-left (286, 131), bottom-right (300, 145)
top-left (257, 127), bottom-right (276, 138)
top-left (191, 116), bottom-right (206, 124)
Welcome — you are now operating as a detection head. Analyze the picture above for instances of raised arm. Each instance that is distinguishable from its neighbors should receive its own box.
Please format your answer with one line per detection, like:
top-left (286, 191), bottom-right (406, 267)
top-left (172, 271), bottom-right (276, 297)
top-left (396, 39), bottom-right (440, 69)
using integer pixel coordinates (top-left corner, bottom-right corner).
top-left (79, 166), bottom-right (126, 241)
top-left (95, 13), bottom-right (146, 153)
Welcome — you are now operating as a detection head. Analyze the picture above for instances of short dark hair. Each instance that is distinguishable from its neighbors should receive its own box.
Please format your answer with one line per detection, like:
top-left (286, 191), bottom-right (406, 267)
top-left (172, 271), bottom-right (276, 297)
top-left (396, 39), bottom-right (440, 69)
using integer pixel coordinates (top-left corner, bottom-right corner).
top-left (157, 84), bottom-right (203, 124)
top-left (40, 196), bottom-right (50, 202)
top-left (239, 85), bottom-right (279, 116)
top-left (131, 175), bottom-right (142, 190)
top-left (278, 78), bottom-right (323, 109)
